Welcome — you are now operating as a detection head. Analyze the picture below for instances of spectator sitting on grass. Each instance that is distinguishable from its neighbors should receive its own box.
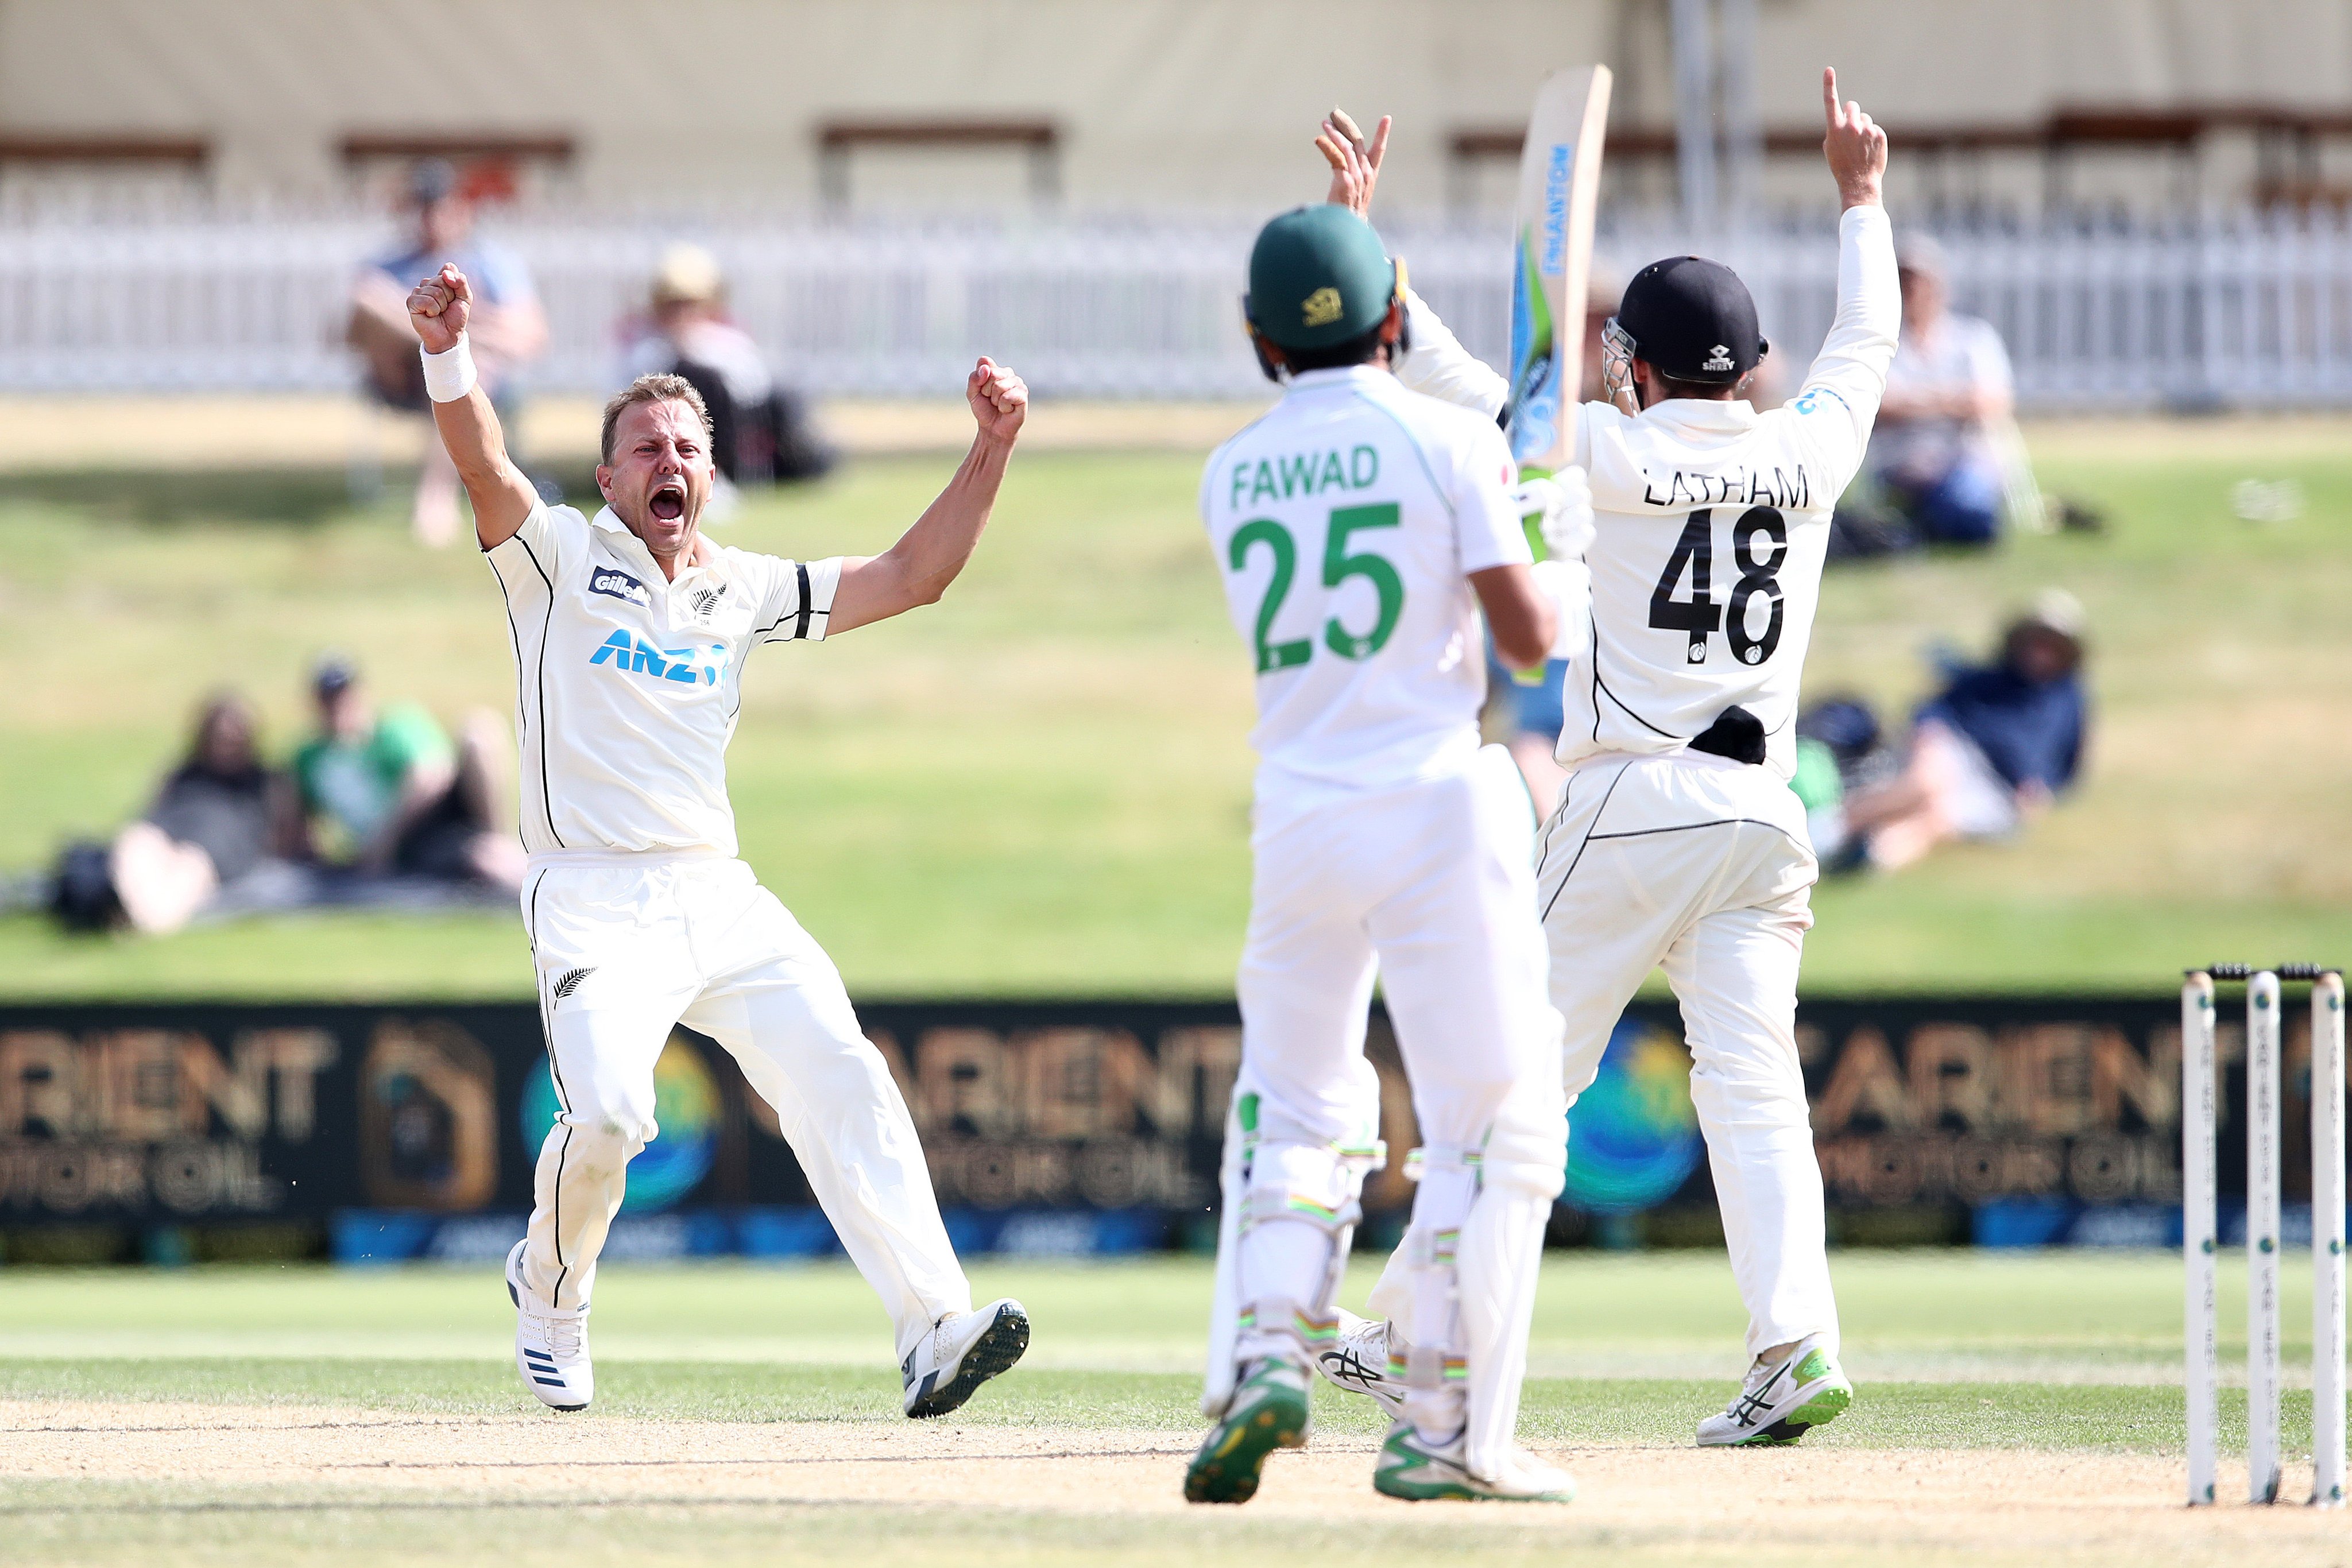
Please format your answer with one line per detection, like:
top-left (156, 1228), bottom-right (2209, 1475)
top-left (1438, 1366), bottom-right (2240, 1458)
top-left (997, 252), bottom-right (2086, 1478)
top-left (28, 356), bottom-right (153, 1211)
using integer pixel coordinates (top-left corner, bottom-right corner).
top-left (346, 160), bottom-right (548, 548)
top-left (1839, 590), bottom-right (2089, 872)
top-left (99, 695), bottom-right (308, 934)
top-left (1858, 234), bottom-right (2016, 549)
top-left (294, 659), bottom-right (524, 893)
top-left (617, 243), bottom-right (837, 498)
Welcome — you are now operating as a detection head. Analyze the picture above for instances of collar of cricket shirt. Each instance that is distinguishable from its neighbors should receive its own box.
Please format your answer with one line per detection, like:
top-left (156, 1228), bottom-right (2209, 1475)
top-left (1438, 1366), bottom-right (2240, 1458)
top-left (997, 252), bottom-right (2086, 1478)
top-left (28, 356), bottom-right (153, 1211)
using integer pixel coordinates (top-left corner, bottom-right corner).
top-left (1286, 365), bottom-right (1387, 394)
top-left (591, 504), bottom-right (721, 589)
top-left (1641, 397), bottom-right (1758, 435)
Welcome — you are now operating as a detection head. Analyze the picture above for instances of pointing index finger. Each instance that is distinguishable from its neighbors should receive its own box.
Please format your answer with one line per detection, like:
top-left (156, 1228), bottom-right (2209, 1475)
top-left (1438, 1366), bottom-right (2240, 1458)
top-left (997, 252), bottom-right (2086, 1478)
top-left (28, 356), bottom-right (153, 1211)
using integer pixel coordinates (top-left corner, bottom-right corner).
top-left (1823, 67), bottom-right (1842, 128)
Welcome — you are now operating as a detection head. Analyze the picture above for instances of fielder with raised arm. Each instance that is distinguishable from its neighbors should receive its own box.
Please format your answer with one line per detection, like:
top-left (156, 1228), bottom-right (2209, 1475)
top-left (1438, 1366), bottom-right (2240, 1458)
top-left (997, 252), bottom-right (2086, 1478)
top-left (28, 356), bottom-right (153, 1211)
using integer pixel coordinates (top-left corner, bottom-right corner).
top-left (1313, 69), bottom-right (1895, 1447)
top-left (1186, 203), bottom-right (1577, 1505)
top-left (405, 262), bottom-right (1032, 1420)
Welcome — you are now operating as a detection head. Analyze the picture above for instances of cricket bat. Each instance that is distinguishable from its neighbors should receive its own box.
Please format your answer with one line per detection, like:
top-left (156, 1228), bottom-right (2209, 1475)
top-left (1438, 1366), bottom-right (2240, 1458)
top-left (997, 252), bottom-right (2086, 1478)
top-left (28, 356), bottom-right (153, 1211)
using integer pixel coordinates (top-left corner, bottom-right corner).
top-left (1506, 64), bottom-right (1612, 531)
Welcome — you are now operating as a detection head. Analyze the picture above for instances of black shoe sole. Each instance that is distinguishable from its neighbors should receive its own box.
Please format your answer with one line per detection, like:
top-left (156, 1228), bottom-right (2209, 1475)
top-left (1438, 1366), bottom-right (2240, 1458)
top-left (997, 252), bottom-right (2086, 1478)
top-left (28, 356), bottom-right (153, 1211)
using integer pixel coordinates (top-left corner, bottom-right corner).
top-left (905, 1303), bottom-right (1030, 1419)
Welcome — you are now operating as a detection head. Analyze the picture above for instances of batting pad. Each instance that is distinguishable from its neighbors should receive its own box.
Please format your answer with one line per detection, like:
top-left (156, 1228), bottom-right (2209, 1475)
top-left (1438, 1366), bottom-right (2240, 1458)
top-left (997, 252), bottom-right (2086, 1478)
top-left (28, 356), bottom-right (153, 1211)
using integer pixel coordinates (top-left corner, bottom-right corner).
top-left (1200, 1063), bottom-right (1383, 1416)
top-left (1459, 1095), bottom-right (1568, 1481)
top-left (1395, 1145), bottom-right (1480, 1442)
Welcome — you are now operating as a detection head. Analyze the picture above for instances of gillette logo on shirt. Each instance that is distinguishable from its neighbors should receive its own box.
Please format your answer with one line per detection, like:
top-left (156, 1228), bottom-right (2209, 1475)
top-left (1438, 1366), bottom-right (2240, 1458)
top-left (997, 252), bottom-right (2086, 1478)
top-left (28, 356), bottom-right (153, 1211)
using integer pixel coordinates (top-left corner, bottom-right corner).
top-left (589, 566), bottom-right (651, 607)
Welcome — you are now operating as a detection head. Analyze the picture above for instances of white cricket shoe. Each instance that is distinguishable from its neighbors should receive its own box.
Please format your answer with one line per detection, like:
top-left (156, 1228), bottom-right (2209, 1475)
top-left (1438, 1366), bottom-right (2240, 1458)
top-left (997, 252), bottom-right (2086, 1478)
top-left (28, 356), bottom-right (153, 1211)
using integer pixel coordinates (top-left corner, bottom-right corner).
top-left (505, 1240), bottom-right (591, 1412)
top-left (1313, 1308), bottom-right (1408, 1418)
top-left (1695, 1331), bottom-right (1852, 1446)
top-left (1372, 1420), bottom-right (1577, 1503)
top-left (902, 1298), bottom-right (1030, 1418)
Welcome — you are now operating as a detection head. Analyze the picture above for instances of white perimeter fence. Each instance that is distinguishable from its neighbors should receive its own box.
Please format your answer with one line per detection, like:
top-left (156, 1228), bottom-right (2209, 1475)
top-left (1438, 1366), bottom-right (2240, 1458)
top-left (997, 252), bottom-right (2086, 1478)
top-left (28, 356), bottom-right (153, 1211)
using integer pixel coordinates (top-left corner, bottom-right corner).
top-left (2, 211), bottom-right (2351, 409)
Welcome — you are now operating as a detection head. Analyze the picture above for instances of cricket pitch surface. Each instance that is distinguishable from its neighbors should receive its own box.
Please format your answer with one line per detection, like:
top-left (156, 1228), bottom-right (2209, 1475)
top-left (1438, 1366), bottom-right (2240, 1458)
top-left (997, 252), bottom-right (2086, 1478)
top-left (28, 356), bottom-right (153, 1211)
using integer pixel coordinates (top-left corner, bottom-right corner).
top-left (6, 1397), bottom-right (2345, 1567)
top-left (1, 1255), bottom-right (2338, 1566)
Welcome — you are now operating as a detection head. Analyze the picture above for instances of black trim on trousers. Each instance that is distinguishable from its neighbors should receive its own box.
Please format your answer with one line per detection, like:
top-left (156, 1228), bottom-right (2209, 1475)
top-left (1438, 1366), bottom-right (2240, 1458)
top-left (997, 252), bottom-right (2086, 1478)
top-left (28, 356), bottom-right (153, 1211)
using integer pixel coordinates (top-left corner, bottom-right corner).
top-left (1587, 816), bottom-right (1808, 850)
top-left (1538, 761), bottom-right (1634, 923)
top-left (523, 867), bottom-right (576, 1310)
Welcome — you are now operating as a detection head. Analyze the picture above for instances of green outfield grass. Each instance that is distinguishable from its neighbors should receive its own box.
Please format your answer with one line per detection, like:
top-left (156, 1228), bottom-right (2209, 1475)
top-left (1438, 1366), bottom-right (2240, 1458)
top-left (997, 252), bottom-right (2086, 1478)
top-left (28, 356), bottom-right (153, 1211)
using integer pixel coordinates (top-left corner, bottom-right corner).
top-left (0, 1249), bottom-right (2275, 1385)
top-left (0, 1251), bottom-right (2315, 1567)
top-left (2, 418), bottom-right (2347, 999)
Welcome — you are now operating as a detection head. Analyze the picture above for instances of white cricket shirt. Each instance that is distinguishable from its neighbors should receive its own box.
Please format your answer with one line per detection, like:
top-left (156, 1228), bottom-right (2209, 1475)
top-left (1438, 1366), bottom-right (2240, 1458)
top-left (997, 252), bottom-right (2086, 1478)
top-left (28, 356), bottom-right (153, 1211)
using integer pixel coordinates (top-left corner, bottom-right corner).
top-left (483, 502), bottom-right (841, 857)
top-left (1561, 206), bottom-right (1899, 778)
top-left (1200, 365), bottom-right (1530, 825)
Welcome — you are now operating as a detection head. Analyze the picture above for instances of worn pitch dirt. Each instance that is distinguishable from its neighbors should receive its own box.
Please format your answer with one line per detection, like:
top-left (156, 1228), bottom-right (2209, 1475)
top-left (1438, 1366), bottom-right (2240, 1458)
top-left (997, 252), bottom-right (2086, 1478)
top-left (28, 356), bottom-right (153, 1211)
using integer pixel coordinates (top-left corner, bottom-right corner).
top-left (5, 1399), bottom-right (2347, 1563)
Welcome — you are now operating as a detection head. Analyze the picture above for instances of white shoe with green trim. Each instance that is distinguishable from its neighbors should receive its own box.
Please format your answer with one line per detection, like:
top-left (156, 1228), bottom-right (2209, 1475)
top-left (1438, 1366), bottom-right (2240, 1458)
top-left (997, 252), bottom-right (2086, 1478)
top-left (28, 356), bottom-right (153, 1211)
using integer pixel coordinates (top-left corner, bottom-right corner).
top-left (1695, 1331), bottom-right (1853, 1446)
top-left (1371, 1420), bottom-right (1576, 1502)
top-left (1186, 1357), bottom-right (1312, 1504)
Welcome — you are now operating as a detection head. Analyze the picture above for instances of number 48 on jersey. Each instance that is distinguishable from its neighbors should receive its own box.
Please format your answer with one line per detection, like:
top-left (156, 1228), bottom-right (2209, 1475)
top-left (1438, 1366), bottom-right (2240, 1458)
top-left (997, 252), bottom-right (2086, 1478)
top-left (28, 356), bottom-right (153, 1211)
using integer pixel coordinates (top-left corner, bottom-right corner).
top-left (1647, 505), bottom-right (1788, 667)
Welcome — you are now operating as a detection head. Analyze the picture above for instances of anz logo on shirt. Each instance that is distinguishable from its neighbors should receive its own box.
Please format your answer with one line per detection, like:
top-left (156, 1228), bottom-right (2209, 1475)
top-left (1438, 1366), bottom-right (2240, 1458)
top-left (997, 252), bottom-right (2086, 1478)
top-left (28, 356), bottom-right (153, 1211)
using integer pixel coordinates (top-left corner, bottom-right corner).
top-left (588, 629), bottom-right (727, 687)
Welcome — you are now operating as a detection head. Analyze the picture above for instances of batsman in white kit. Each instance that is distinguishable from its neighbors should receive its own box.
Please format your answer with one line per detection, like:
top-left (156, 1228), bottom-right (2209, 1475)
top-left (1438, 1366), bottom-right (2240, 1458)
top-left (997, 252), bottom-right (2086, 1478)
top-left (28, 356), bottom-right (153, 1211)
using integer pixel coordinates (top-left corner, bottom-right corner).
top-left (1186, 203), bottom-right (1581, 1505)
top-left (1311, 69), bottom-right (1895, 1447)
top-left (405, 262), bottom-right (1032, 1419)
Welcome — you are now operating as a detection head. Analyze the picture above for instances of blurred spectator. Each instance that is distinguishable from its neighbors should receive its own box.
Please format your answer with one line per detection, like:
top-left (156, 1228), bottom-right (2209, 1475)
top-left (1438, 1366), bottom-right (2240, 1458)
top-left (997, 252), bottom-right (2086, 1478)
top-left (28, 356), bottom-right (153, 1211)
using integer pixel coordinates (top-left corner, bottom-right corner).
top-left (56, 695), bottom-right (308, 934)
top-left (1838, 591), bottom-right (2091, 872)
top-left (1854, 234), bottom-right (2016, 549)
top-left (617, 243), bottom-right (837, 497)
top-left (1788, 697), bottom-right (1901, 864)
top-left (293, 659), bottom-right (525, 893)
top-left (347, 160), bottom-right (548, 548)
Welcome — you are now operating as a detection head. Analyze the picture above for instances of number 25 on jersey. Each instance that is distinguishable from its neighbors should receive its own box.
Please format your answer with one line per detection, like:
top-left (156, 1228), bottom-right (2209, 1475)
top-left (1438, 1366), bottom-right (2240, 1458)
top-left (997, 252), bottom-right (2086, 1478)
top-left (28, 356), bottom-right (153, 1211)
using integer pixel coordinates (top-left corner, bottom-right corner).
top-left (1228, 503), bottom-right (1405, 675)
top-left (1649, 505), bottom-right (1787, 667)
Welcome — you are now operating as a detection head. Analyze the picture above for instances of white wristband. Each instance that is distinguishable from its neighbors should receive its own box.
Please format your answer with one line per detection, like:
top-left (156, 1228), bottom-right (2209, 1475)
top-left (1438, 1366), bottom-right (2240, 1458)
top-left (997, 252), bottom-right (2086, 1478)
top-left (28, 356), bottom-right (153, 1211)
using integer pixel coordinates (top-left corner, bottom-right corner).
top-left (420, 338), bottom-right (477, 402)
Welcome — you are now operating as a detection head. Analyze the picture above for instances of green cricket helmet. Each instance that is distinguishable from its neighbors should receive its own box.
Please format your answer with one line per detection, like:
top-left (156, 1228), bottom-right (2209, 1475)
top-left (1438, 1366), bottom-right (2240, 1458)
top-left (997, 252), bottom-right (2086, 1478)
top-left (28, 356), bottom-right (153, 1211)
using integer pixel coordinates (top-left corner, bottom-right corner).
top-left (1244, 205), bottom-right (1399, 352)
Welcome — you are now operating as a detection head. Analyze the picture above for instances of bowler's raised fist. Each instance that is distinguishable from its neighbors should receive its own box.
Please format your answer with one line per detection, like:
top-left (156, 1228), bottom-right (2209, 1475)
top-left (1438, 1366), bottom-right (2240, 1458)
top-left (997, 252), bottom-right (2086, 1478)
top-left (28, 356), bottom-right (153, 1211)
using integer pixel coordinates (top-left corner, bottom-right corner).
top-left (407, 264), bottom-right (473, 354)
top-left (967, 357), bottom-right (1028, 444)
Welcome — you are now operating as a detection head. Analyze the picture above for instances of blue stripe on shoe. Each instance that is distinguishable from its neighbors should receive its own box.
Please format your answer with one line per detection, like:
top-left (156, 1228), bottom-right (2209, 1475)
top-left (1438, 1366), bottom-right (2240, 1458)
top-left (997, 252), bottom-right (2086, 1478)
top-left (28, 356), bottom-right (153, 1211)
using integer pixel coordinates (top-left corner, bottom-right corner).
top-left (533, 1376), bottom-right (567, 1387)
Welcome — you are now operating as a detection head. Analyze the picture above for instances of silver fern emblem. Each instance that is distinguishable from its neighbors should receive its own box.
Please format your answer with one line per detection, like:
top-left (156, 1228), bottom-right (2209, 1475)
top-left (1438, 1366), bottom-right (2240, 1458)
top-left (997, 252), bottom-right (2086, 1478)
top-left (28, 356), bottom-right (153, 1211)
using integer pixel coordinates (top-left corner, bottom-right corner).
top-left (692, 587), bottom-right (723, 620)
top-left (551, 966), bottom-right (597, 1000)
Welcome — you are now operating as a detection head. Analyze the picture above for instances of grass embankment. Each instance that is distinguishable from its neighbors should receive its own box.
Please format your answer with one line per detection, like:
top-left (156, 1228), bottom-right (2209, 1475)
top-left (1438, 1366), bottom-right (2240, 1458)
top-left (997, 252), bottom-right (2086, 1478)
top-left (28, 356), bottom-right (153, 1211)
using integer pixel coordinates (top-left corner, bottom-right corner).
top-left (1, 419), bottom-right (2345, 997)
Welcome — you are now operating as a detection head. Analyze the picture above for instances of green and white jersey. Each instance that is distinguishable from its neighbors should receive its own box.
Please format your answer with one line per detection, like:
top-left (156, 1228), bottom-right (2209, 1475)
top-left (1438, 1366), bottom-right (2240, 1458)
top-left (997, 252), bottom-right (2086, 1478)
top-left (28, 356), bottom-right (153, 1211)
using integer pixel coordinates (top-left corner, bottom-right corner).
top-left (1201, 365), bottom-right (1529, 824)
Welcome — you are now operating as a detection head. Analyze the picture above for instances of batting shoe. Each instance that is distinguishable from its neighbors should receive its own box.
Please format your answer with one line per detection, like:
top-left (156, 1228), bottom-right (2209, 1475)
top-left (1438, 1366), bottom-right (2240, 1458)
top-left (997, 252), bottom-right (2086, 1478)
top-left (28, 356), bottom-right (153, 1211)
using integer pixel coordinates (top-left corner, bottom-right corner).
top-left (505, 1240), bottom-right (591, 1411)
top-left (1310, 1308), bottom-right (1410, 1418)
top-left (902, 1298), bottom-right (1031, 1418)
top-left (1695, 1332), bottom-right (1852, 1446)
top-left (1185, 1357), bottom-right (1312, 1504)
top-left (1371, 1421), bottom-right (1577, 1503)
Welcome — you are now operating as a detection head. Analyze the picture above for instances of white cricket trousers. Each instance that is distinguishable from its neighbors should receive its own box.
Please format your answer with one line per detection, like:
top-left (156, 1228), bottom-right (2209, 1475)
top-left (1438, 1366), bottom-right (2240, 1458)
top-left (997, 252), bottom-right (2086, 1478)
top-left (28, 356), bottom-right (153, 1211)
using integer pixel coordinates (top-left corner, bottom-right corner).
top-left (1239, 746), bottom-right (1562, 1178)
top-left (1535, 751), bottom-right (1836, 1359)
top-left (519, 851), bottom-right (970, 1359)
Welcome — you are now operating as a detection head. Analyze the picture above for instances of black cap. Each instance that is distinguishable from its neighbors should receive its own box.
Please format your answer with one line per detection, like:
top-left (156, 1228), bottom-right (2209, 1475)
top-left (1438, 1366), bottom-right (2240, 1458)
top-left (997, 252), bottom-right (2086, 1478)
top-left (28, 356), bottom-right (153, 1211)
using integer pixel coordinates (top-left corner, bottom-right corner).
top-left (1616, 255), bottom-right (1767, 384)
top-left (312, 657), bottom-right (357, 699)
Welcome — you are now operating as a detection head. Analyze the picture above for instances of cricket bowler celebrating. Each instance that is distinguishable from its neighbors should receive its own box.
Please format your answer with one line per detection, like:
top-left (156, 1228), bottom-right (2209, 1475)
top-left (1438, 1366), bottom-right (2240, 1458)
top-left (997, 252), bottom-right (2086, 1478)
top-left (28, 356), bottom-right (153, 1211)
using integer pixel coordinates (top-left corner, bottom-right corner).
top-left (1312, 69), bottom-right (1894, 1447)
top-left (405, 262), bottom-right (1032, 1420)
top-left (1186, 204), bottom-right (1581, 1505)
